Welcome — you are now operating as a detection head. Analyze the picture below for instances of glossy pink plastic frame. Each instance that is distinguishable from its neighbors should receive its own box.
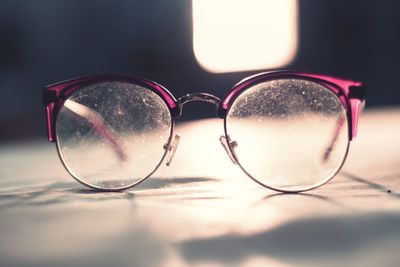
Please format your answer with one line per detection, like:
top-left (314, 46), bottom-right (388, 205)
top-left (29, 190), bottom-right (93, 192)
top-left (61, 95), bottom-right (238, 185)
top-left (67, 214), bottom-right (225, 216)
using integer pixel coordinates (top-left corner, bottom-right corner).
top-left (43, 71), bottom-right (365, 143)
top-left (43, 75), bottom-right (179, 143)
top-left (220, 71), bottom-right (365, 140)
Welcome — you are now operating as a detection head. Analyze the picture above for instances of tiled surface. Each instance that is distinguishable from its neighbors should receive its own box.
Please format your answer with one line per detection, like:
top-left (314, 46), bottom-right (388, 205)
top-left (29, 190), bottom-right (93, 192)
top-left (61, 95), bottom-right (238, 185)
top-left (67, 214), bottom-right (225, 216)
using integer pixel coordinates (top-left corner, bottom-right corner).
top-left (0, 108), bottom-right (399, 267)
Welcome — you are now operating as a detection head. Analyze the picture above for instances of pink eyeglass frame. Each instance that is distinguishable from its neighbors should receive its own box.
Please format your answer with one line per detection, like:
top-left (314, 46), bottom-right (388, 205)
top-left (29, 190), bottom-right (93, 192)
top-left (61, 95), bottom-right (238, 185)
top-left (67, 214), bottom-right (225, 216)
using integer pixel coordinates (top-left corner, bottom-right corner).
top-left (43, 70), bottom-right (365, 144)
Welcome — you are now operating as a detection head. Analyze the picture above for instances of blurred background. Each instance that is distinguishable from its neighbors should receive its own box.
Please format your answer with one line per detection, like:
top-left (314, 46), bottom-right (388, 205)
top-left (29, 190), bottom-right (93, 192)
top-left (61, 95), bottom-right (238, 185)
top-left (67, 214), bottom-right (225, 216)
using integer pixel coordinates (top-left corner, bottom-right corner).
top-left (0, 0), bottom-right (399, 143)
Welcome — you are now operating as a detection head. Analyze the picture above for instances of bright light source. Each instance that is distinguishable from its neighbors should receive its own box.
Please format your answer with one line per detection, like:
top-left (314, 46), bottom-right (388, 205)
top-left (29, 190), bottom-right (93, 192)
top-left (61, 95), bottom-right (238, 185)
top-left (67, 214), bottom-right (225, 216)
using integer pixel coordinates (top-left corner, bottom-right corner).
top-left (192, 0), bottom-right (298, 73)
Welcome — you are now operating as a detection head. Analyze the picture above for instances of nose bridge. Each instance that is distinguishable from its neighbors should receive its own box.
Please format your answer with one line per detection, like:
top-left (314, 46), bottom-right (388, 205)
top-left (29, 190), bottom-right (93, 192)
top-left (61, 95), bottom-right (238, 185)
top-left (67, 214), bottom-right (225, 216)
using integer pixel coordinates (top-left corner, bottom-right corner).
top-left (177, 93), bottom-right (221, 116)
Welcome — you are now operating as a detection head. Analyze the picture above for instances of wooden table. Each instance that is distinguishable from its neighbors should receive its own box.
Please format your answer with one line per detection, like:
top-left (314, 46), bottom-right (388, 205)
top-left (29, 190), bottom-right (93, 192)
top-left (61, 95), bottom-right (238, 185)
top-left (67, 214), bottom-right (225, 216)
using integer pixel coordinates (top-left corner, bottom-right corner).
top-left (1, 108), bottom-right (399, 267)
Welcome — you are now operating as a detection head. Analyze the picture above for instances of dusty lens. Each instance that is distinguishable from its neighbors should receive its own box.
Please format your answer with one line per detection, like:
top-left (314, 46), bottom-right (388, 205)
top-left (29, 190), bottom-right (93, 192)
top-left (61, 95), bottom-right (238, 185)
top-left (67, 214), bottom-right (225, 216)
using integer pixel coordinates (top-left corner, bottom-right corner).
top-left (225, 79), bottom-right (349, 191)
top-left (56, 81), bottom-right (172, 189)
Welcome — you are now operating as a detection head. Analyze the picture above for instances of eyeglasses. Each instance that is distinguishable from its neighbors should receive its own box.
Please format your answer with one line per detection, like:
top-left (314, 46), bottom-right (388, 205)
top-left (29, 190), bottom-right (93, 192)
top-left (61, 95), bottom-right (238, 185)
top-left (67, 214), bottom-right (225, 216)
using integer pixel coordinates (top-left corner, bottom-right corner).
top-left (42, 71), bottom-right (365, 193)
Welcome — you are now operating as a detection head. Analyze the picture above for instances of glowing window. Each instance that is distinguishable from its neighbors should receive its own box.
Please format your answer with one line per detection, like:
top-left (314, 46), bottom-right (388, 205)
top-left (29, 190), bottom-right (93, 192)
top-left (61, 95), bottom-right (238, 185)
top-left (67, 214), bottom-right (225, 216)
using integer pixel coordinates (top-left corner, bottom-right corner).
top-left (192, 0), bottom-right (298, 73)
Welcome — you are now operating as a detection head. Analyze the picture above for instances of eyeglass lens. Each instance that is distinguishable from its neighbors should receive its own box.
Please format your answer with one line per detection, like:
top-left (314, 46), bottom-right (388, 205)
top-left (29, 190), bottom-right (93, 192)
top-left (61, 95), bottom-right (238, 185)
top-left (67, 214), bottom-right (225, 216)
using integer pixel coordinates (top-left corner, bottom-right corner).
top-left (225, 78), bottom-right (349, 191)
top-left (56, 81), bottom-right (172, 189)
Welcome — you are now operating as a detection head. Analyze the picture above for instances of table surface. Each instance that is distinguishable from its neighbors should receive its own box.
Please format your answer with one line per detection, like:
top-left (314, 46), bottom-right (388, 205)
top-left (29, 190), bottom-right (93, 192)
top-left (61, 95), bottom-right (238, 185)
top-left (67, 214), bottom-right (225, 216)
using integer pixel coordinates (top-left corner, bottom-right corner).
top-left (1, 108), bottom-right (400, 267)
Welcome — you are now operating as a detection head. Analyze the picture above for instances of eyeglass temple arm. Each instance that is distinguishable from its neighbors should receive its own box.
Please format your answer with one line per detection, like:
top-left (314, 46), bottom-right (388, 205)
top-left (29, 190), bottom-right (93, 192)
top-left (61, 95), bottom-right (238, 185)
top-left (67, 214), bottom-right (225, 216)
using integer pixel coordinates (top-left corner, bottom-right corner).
top-left (63, 100), bottom-right (128, 161)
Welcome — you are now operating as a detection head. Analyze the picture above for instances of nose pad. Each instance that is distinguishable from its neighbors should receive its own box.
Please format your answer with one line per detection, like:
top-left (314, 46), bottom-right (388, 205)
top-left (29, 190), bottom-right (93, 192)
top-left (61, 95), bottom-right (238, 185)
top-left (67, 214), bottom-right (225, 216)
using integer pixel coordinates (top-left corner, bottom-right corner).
top-left (219, 135), bottom-right (238, 164)
top-left (164, 134), bottom-right (180, 166)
